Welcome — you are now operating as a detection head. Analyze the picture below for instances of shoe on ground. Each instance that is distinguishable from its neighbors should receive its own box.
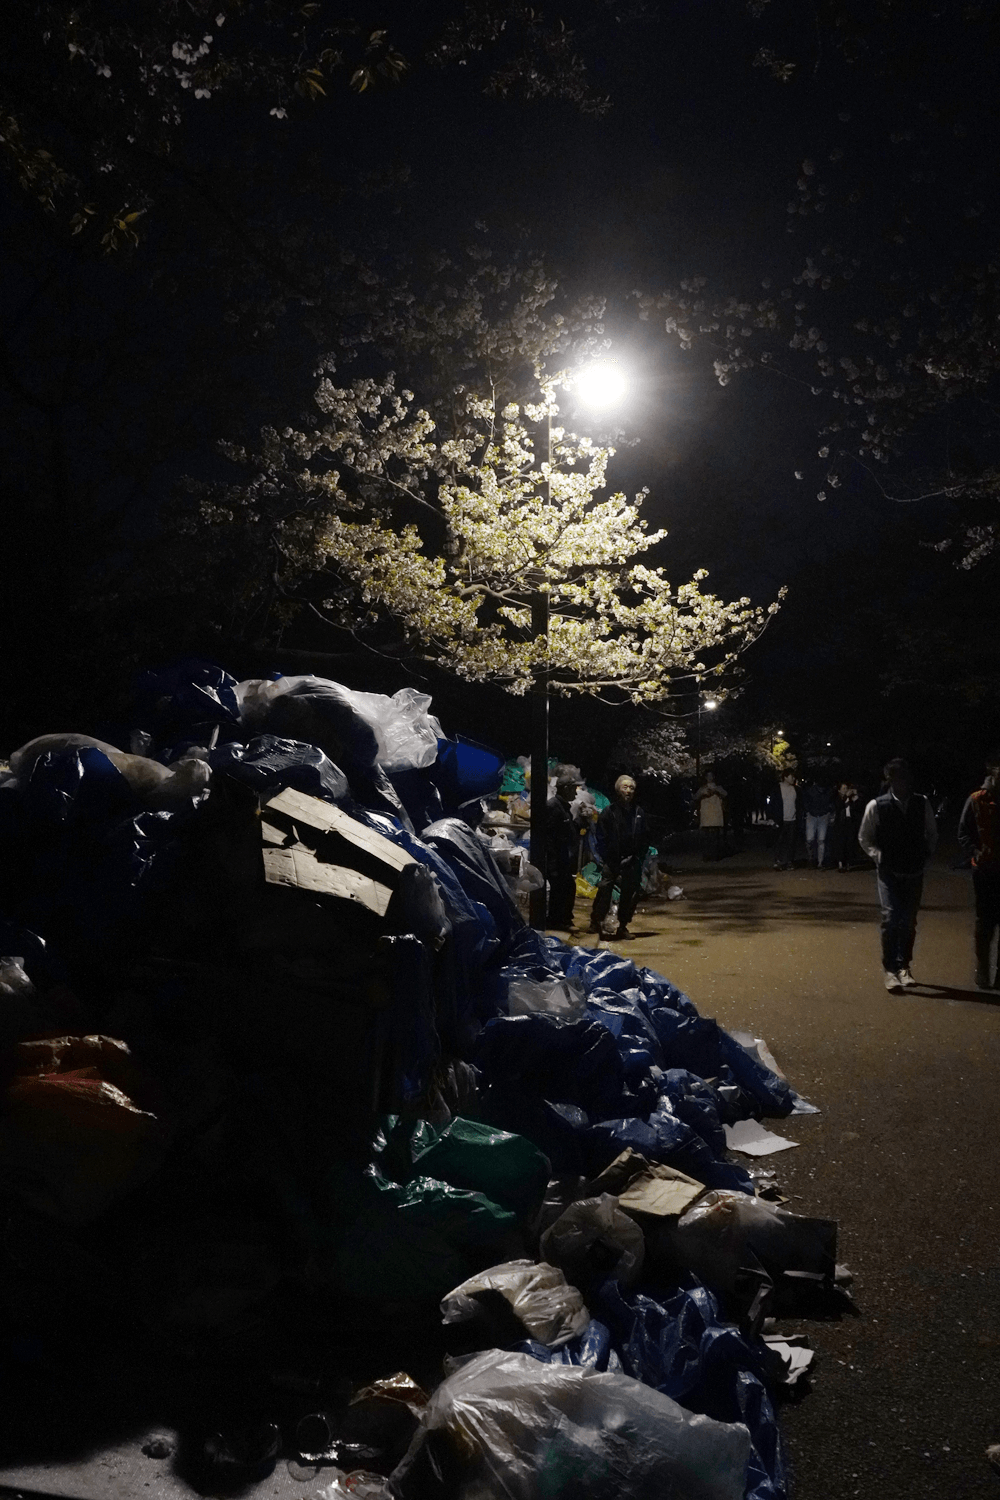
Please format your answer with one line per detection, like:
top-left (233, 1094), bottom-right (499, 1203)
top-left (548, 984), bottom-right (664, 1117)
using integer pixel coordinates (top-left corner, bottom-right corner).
top-left (614, 927), bottom-right (633, 940)
top-left (897, 968), bottom-right (917, 989)
top-left (884, 970), bottom-right (903, 993)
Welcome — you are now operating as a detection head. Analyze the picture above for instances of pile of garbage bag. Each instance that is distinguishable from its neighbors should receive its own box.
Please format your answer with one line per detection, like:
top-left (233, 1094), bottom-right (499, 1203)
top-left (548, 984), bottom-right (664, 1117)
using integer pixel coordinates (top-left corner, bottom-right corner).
top-left (0, 660), bottom-right (842, 1500)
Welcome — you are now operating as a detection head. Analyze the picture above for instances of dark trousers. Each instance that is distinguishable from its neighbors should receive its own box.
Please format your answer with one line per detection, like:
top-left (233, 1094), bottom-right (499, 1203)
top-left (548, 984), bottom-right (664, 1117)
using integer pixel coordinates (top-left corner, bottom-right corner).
top-left (546, 864), bottom-right (578, 929)
top-left (774, 820), bottom-right (797, 866)
top-left (972, 868), bottom-right (1000, 977)
top-left (591, 857), bottom-right (641, 930)
top-left (876, 870), bottom-right (924, 971)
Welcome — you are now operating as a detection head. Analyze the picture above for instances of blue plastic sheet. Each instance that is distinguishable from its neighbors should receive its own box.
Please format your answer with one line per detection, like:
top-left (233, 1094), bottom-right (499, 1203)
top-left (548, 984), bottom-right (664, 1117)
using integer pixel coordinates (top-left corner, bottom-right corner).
top-left (432, 737), bottom-right (505, 819)
top-left (595, 1278), bottom-right (787, 1500)
top-left (517, 1318), bottom-right (623, 1373)
top-left (423, 818), bottom-right (523, 950)
top-left (211, 734), bottom-right (350, 804)
top-left (135, 659), bottom-right (241, 735)
top-left (476, 1012), bottom-right (625, 1121)
top-left (585, 1114), bottom-right (753, 1195)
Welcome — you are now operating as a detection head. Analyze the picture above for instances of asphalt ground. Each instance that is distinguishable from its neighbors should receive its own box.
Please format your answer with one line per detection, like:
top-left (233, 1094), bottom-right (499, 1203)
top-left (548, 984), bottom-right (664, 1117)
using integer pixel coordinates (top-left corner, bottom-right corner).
top-left (558, 831), bottom-right (1000, 1500)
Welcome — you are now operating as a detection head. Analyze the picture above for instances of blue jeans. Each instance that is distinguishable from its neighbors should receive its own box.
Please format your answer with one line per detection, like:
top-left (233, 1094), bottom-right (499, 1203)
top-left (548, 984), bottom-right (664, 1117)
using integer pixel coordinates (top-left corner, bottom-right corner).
top-left (805, 812), bottom-right (833, 866)
top-left (876, 870), bottom-right (924, 971)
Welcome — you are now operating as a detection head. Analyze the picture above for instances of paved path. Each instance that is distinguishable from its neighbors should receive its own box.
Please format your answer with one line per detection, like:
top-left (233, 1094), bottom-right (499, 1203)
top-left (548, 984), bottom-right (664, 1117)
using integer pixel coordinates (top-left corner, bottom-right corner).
top-left (561, 839), bottom-right (1000, 1499)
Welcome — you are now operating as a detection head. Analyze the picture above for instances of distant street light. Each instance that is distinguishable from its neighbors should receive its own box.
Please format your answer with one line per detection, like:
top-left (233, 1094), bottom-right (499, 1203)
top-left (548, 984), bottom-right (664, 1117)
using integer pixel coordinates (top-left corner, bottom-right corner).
top-left (529, 359), bottom-right (630, 929)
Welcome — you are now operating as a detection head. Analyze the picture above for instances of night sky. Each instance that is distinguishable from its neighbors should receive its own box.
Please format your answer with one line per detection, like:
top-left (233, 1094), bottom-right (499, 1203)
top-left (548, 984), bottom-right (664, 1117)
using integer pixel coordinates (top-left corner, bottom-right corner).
top-left (3, 1), bottom-right (998, 786)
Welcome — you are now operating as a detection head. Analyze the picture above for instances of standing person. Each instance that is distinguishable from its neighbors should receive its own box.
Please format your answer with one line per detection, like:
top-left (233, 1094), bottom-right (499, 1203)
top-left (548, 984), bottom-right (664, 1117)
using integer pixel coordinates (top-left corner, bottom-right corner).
top-left (545, 774), bottom-right (584, 931)
top-left (833, 782), bottom-right (863, 870)
top-left (801, 776), bottom-right (837, 868)
top-left (769, 771), bottom-right (799, 870)
top-left (957, 757), bottom-right (1000, 989)
top-left (694, 769), bottom-right (728, 861)
top-left (858, 757), bottom-right (938, 992)
top-left (589, 774), bottom-right (649, 940)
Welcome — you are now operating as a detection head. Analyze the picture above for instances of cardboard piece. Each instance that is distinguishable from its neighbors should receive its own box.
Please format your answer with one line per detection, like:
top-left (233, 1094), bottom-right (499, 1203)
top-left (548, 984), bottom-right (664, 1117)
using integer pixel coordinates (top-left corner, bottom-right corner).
top-left (589, 1149), bottom-right (706, 1218)
top-left (260, 788), bottom-right (415, 919)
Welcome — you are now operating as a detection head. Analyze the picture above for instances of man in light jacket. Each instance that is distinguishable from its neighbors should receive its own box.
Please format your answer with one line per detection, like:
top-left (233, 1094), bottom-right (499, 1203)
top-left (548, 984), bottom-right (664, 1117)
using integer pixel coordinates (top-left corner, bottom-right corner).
top-left (858, 757), bottom-right (938, 992)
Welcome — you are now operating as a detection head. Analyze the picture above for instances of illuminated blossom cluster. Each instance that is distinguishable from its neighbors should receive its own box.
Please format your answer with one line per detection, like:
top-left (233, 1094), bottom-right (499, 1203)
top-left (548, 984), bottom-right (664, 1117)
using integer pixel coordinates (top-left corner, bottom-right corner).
top-left (198, 372), bottom-right (780, 702)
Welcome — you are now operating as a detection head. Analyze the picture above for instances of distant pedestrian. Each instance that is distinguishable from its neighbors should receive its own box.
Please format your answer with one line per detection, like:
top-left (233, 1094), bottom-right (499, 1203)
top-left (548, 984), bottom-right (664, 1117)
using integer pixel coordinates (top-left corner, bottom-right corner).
top-left (589, 775), bottom-right (649, 940)
top-left (957, 756), bottom-right (1000, 989)
top-left (769, 771), bottom-right (799, 870)
top-left (858, 758), bottom-right (938, 992)
top-left (832, 782), bottom-right (863, 870)
top-left (694, 769), bottom-right (728, 861)
top-left (801, 777), bottom-right (837, 868)
top-left (545, 774), bottom-right (584, 930)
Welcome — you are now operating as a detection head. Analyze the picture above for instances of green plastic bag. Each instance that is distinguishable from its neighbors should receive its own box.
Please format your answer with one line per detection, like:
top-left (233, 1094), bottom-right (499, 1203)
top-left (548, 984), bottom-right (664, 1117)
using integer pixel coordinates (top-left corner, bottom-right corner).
top-left (376, 1116), bottom-right (550, 1221)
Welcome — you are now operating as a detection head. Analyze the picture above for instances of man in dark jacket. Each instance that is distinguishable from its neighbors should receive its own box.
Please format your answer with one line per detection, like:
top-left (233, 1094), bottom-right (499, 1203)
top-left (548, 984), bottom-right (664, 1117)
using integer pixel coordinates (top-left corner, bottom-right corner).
top-left (589, 774), bottom-right (649, 940)
top-left (858, 757), bottom-right (938, 992)
top-left (957, 757), bottom-right (1000, 988)
top-left (545, 774), bottom-right (583, 930)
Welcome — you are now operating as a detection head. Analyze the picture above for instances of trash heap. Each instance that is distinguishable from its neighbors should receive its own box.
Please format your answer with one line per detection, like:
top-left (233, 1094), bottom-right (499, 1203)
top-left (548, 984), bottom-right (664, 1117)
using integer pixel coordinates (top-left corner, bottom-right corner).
top-left (0, 662), bottom-right (843, 1500)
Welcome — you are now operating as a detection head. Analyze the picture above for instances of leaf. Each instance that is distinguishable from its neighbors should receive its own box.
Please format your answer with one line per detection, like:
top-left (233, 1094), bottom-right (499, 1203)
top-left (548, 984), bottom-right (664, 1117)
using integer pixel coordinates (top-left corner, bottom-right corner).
top-left (350, 66), bottom-right (370, 91)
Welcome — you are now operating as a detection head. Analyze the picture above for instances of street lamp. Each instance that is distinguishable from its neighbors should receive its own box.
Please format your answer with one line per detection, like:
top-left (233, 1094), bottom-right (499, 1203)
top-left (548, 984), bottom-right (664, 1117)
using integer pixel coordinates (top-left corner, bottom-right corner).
top-left (695, 696), bottom-right (718, 779)
top-left (528, 360), bottom-right (630, 928)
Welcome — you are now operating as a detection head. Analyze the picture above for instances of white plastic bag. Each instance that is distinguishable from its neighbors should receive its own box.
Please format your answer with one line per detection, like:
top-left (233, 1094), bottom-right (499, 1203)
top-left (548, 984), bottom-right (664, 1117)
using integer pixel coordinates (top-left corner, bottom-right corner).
top-left (394, 1348), bottom-right (751, 1500)
top-left (440, 1259), bottom-right (590, 1347)
top-left (506, 977), bottom-right (585, 1020)
top-left (353, 687), bottom-right (442, 773)
top-left (539, 1193), bottom-right (644, 1288)
top-left (235, 678), bottom-right (441, 772)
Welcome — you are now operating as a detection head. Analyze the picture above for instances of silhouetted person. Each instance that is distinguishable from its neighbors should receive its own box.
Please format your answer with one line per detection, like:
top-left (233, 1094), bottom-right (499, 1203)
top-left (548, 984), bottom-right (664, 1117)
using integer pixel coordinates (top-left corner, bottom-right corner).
top-left (801, 776), bottom-right (837, 868)
top-left (833, 782), bottom-right (862, 870)
top-left (769, 771), bottom-right (799, 870)
top-left (545, 774), bottom-right (583, 930)
top-left (859, 757), bottom-right (938, 992)
top-left (957, 756), bottom-right (1000, 989)
top-left (694, 769), bottom-right (727, 861)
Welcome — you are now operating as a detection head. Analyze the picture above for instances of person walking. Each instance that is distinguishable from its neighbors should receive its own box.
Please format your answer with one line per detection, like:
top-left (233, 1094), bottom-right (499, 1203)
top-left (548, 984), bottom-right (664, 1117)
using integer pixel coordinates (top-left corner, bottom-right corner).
top-left (833, 781), bottom-right (863, 870)
top-left (545, 774), bottom-right (584, 931)
top-left (858, 757), bottom-right (938, 992)
top-left (957, 756), bottom-right (1000, 989)
top-left (694, 769), bottom-right (728, 861)
top-left (768, 771), bottom-right (799, 870)
top-left (589, 774), bottom-right (649, 940)
top-left (801, 776), bottom-right (837, 868)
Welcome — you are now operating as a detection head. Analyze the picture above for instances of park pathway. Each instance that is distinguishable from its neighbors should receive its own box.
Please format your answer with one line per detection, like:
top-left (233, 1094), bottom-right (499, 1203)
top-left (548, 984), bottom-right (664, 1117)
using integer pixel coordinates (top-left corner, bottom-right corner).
top-left (571, 840), bottom-right (1000, 1499)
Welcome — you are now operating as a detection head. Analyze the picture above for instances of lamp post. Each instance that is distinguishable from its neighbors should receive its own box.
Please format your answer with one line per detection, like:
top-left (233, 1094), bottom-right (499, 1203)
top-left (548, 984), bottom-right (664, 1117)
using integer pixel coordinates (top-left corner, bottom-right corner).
top-left (528, 360), bottom-right (629, 929)
top-left (695, 695), bottom-right (718, 779)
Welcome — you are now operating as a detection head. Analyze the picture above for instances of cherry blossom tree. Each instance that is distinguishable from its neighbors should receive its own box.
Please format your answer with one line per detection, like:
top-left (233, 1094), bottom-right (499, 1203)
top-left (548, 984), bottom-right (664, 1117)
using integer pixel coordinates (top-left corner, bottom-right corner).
top-left (175, 363), bottom-right (780, 703)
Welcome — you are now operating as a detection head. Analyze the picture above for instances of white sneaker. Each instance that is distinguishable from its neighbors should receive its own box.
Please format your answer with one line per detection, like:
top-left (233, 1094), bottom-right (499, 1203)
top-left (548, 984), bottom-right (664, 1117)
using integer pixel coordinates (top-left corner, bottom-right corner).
top-left (897, 968), bottom-right (917, 989)
top-left (884, 970), bottom-right (903, 992)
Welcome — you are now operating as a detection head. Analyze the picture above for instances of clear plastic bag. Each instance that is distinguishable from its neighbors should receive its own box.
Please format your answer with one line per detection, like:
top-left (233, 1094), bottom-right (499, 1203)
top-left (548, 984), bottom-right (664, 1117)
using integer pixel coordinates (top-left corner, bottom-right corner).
top-left (539, 1193), bottom-right (645, 1289)
top-left (506, 976), bottom-right (585, 1019)
top-left (655, 1187), bottom-right (837, 1300)
top-left (441, 1259), bottom-right (590, 1347)
top-left (236, 678), bottom-right (441, 773)
top-left (391, 1348), bottom-right (750, 1500)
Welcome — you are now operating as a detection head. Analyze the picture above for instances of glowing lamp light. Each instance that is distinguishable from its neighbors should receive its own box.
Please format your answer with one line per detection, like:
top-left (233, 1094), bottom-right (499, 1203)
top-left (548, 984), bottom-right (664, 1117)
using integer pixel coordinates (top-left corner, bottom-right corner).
top-left (571, 360), bottom-right (629, 410)
top-left (704, 698), bottom-right (718, 711)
